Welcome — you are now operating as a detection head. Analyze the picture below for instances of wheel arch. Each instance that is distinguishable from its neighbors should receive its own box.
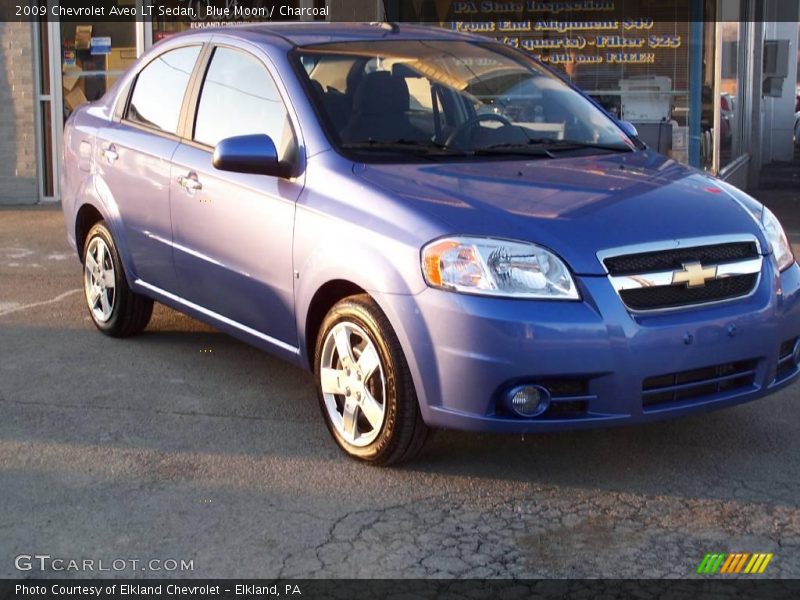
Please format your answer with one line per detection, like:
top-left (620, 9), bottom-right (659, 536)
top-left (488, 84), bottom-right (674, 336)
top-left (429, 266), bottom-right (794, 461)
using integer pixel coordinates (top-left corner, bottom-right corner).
top-left (297, 274), bottom-right (439, 429)
top-left (70, 175), bottom-right (138, 287)
top-left (303, 279), bottom-right (368, 369)
top-left (294, 230), bottom-right (428, 369)
top-left (75, 204), bottom-right (105, 262)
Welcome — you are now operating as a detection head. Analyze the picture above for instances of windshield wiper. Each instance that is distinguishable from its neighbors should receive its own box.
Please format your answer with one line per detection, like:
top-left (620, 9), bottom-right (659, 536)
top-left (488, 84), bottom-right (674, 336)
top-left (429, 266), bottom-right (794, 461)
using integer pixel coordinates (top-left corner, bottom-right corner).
top-left (484, 139), bottom-right (634, 154)
top-left (340, 139), bottom-right (469, 156)
top-left (469, 145), bottom-right (555, 158)
top-left (343, 139), bottom-right (556, 160)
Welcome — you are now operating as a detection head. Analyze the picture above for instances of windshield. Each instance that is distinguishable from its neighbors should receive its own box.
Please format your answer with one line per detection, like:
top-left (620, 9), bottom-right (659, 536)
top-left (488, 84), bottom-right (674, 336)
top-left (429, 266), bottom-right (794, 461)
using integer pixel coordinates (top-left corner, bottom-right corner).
top-left (294, 40), bottom-right (635, 161)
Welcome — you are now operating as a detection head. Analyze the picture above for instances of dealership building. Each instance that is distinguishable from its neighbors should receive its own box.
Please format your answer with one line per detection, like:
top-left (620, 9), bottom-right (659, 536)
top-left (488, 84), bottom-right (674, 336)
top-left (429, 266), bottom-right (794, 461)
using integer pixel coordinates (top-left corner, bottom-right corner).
top-left (0, 0), bottom-right (798, 205)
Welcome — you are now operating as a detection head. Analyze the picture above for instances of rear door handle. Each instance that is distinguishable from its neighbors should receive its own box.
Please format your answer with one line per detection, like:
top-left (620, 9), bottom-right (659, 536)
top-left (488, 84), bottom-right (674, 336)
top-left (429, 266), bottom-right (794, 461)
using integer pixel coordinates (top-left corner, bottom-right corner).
top-left (177, 172), bottom-right (203, 192)
top-left (102, 144), bottom-right (118, 163)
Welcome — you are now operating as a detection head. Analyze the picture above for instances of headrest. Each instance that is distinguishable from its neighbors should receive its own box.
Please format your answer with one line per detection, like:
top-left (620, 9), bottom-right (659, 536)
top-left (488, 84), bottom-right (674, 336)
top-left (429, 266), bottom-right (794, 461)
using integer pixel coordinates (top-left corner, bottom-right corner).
top-left (353, 71), bottom-right (410, 115)
top-left (309, 79), bottom-right (325, 97)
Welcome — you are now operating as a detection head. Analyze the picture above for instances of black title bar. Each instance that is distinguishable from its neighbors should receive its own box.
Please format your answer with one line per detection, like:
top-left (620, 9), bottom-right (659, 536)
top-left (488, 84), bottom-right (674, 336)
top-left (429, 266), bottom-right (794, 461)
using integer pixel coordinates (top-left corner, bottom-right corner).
top-left (0, 0), bottom-right (796, 23)
top-left (4, 579), bottom-right (800, 600)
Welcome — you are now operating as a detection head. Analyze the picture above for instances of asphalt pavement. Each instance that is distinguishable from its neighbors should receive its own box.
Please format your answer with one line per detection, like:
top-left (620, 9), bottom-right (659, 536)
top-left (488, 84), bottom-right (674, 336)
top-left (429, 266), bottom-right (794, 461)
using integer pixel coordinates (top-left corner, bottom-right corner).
top-left (1, 204), bottom-right (800, 579)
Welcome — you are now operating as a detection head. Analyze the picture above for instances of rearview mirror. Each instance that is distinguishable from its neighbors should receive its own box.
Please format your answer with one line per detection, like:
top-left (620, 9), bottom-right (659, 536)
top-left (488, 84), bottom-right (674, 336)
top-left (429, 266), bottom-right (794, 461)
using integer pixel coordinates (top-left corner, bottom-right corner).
top-left (213, 134), bottom-right (283, 177)
top-left (619, 120), bottom-right (639, 139)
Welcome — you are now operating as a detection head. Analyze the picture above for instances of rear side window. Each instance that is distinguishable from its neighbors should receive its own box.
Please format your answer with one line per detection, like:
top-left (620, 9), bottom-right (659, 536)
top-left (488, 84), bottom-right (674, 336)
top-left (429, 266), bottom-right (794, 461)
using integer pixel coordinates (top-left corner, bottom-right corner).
top-left (126, 46), bottom-right (200, 134)
top-left (193, 46), bottom-right (294, 156)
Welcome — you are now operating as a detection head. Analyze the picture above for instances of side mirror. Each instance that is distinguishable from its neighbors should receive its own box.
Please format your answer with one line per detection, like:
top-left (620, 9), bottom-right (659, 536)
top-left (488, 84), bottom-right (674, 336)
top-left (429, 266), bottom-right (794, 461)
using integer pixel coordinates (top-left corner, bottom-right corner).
top-left (213, 134), bottom-right (284, 177)
top-left (619, 120), bottom-right (639, 139)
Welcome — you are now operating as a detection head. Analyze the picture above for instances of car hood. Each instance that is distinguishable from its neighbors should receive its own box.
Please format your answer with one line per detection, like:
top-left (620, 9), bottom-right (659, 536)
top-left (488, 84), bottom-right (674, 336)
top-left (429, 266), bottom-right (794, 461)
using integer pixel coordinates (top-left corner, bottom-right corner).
top-left (355, 150), bottom-right (766, 275)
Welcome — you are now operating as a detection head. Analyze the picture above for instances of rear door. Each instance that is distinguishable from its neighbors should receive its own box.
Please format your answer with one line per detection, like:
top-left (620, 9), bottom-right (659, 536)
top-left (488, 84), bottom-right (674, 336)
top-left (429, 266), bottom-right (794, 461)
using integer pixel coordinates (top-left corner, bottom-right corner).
top-left (97, 45), bottom-right (202, 292)
top-left (169, 43), bottom-right (304, 349)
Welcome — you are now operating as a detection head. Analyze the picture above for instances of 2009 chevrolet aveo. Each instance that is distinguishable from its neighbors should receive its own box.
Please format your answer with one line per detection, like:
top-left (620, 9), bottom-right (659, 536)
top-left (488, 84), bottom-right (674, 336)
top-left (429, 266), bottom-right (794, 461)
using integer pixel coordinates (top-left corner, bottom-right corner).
top-left (62, 23), bottom-right (800, 465)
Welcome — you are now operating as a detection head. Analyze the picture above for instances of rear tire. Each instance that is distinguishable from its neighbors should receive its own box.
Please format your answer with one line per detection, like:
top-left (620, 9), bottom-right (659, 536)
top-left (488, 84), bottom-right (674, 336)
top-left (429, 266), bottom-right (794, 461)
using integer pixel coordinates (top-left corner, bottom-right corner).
top-left (314, 294), bottom-right (429, 466)
top-left (82, 221), bottom-right (153, 337)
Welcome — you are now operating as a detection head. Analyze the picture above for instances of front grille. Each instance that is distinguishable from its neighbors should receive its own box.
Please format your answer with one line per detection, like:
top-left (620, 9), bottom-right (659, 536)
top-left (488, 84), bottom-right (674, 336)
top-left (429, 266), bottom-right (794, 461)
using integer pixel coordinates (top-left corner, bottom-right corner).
top-left (642, 360), bottom-right (758, 409)
top-left (604, 242), bottom-right (759, 276)
top-left (620, 274), bottom-right (758, 310)
top-left (775, 337), bottom-right (799, 382)
top-left (779, 338), bottom-right (796, 358)
top-left (541, 379), bottom-right (590, 419)
top-left (604, 240), bottom-right (761, 311)
top-left (538, 379), bottom-right (589, 397)
top-left (544, 400), bottom-right (588, 418)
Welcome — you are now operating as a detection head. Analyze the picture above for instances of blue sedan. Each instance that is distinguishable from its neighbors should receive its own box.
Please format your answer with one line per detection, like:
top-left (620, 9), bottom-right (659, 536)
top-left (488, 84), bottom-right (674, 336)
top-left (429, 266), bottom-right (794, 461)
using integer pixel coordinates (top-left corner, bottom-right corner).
top-left (61, 23), bottom-right (800, 464)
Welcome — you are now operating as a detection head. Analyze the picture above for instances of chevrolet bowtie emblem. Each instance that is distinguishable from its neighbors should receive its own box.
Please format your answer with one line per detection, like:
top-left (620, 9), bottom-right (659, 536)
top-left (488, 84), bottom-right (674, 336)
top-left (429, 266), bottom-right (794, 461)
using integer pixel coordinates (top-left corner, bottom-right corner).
top-left (672, 262), bottom-right (718, 288)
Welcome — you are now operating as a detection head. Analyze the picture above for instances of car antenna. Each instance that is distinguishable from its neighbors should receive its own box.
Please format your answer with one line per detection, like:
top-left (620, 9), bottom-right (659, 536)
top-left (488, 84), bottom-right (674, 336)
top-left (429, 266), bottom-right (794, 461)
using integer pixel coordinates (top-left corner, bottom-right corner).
top-left (370, 21), bottom-right (400, 33)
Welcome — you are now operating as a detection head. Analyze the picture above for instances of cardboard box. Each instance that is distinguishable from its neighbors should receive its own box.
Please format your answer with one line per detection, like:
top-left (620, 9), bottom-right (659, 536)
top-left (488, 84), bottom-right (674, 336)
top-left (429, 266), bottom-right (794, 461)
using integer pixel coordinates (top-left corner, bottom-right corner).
top-left (64, 85), bottom-right (88, 111)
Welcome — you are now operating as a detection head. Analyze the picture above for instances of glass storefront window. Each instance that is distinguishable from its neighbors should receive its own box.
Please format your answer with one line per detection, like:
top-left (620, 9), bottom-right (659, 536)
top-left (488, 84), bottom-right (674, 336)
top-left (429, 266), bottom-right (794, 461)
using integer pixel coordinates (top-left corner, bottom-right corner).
top-left (151, 0), bottom-right (300, 43)
top-left (35, 20), bottom-right (53, 197)
top-left (59, 19), bottom-right (138, 121)
top-left (39, 100), bottom-right (53, 197)
top-left (719, 20), bottom-right (741, 168)
top-left (699, 18), bottom-right (716, 171)
top-left (38, 21), bottom-right (50, 95)
top-left (391, 0), bottom-right (754, 175)
top-left (719, 1), bottom-right (748, 170)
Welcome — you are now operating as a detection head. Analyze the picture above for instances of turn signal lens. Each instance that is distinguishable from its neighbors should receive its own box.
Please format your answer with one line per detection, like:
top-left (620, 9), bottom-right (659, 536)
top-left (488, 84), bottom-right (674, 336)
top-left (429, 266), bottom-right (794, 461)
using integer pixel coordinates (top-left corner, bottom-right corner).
top-left (423, 240), bottom-right (459, 287)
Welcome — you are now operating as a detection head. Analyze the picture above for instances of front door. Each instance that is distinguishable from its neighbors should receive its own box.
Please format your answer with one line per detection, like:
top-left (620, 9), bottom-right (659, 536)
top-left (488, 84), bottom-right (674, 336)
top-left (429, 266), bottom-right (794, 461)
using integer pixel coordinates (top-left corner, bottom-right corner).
top-left (169, 45), bottom-right (303, 349)
top-left (98, 44), bottom-right (201, 291)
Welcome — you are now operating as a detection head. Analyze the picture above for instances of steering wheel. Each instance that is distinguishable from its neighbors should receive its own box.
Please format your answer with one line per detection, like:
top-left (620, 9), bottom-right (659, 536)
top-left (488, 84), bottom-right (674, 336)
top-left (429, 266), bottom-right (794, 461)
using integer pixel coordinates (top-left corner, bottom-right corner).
top-left (445, 113), bottom-right (513, 148)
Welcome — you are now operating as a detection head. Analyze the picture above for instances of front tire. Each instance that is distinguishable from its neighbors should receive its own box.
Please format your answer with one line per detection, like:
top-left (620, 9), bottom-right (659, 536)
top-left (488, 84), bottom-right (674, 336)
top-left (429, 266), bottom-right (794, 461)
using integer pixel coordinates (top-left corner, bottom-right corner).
top-left (314, 294), bottom-right (429, 466)
top-left (82, 221), bottom-right (153, 337)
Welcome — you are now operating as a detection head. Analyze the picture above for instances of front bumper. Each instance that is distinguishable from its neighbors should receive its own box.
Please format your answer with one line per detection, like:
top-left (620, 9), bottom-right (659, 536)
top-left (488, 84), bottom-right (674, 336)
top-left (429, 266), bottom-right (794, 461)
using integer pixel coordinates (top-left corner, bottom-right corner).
top-left (376, 260), bottom-right (800, 433)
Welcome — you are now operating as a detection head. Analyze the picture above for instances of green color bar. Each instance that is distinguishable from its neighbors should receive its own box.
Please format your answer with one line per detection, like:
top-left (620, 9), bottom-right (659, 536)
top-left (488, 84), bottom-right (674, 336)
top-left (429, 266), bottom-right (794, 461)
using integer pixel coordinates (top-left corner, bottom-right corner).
top-left (710, 554), bottom-right (726, 574)
top-left (697, 554), bottom-right (713, 574)
top-left (698, 553), bottom-right (727, 574)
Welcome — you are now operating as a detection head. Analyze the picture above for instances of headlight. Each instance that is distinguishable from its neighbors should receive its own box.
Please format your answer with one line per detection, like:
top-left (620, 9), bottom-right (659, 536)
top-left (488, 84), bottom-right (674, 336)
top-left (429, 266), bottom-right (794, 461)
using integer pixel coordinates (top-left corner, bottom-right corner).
top-left (761, 206), bottom-right (795, 272)
top-left (732, 189), bottom-right (795, 272)
top-left (421, 236), bottom-right (579, 299)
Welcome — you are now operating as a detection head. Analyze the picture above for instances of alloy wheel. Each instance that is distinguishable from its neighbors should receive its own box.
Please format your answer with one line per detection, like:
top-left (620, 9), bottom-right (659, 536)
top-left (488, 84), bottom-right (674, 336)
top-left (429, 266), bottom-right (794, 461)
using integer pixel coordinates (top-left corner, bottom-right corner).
top-left (319, 321), bottom-right (387, 447)
top-left (84, 236), bottom-right (116, 322)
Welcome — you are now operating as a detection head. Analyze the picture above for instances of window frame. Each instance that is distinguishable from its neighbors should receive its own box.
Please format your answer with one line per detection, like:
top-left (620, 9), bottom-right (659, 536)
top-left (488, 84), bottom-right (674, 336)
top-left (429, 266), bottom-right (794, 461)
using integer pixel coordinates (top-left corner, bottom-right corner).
top-left (183, 43), bottom-right (299, 161)
top-left (120, 43), bottom-right (206, 141)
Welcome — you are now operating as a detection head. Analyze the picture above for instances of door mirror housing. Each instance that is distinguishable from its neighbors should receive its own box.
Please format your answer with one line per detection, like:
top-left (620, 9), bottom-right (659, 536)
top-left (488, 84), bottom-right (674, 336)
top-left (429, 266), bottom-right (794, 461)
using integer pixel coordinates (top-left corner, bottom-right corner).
top-left (212, 134), bottom-right (285, 177)
top-left (619, 120), bottom-right (639, 139)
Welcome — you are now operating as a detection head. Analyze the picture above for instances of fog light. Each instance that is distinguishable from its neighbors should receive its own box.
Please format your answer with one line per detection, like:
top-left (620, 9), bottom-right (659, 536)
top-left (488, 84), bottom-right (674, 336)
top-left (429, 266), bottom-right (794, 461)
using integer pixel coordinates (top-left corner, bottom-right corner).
top-left (507, 385), bottom-right (551, 417)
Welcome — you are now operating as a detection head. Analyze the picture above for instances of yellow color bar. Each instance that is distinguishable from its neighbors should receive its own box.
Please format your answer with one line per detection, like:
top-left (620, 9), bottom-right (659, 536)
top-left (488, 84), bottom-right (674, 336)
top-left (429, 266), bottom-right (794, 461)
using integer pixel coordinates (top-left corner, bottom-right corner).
top-left (746, 554), bottom-right (769, 574)
top-left (744, 554), bottom-right (760, 573)
top-left (758, 554), bottom-right (774, 573)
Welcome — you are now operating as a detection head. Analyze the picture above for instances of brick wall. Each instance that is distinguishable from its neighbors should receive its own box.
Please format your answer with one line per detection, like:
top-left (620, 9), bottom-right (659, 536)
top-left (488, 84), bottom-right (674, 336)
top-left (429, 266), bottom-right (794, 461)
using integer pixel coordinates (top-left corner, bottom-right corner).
top-left (0, 23), bottom-right (37, 205)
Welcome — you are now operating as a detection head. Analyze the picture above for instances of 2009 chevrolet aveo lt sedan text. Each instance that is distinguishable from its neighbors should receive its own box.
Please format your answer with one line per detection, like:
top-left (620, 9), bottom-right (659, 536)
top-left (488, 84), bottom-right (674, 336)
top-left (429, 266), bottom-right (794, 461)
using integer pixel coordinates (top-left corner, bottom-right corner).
top-left (62, 23), bottom-right (800, 465)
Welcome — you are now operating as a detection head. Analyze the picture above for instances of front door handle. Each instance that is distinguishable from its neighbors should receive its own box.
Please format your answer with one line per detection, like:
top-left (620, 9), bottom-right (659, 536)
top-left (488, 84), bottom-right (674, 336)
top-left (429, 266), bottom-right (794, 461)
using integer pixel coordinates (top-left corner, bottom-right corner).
top-left (102, 144), bottom-right (118, 163)
top-left (177, 172), bottom-right (203, 192)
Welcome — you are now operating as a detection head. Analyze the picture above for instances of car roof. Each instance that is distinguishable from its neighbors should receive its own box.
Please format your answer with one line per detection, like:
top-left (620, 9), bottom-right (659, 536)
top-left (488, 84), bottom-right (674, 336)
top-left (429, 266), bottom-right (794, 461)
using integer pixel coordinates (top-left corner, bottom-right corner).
top-left (172, 22), bottom-right (482, 48)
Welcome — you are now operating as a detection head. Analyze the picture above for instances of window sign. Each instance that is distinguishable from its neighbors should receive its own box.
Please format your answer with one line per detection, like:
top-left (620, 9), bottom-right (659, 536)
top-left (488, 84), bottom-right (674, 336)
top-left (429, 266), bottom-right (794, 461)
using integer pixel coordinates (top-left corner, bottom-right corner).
top-left (389, 0), bottom-right (713, 168)
top-left (75, 25), bottom-right (92, 50)
top-left (90, 36), bottom-right (112, 56)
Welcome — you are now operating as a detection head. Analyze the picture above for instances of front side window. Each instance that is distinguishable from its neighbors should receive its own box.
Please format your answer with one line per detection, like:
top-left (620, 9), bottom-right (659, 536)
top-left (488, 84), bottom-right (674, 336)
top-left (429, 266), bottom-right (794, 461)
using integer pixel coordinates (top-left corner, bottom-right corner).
top-left (193, 46), bottom-right (294, 159)
top-left (126, 45), bottom-right (200, 134)
top-left (295, 40), bottom-right (634, 161)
